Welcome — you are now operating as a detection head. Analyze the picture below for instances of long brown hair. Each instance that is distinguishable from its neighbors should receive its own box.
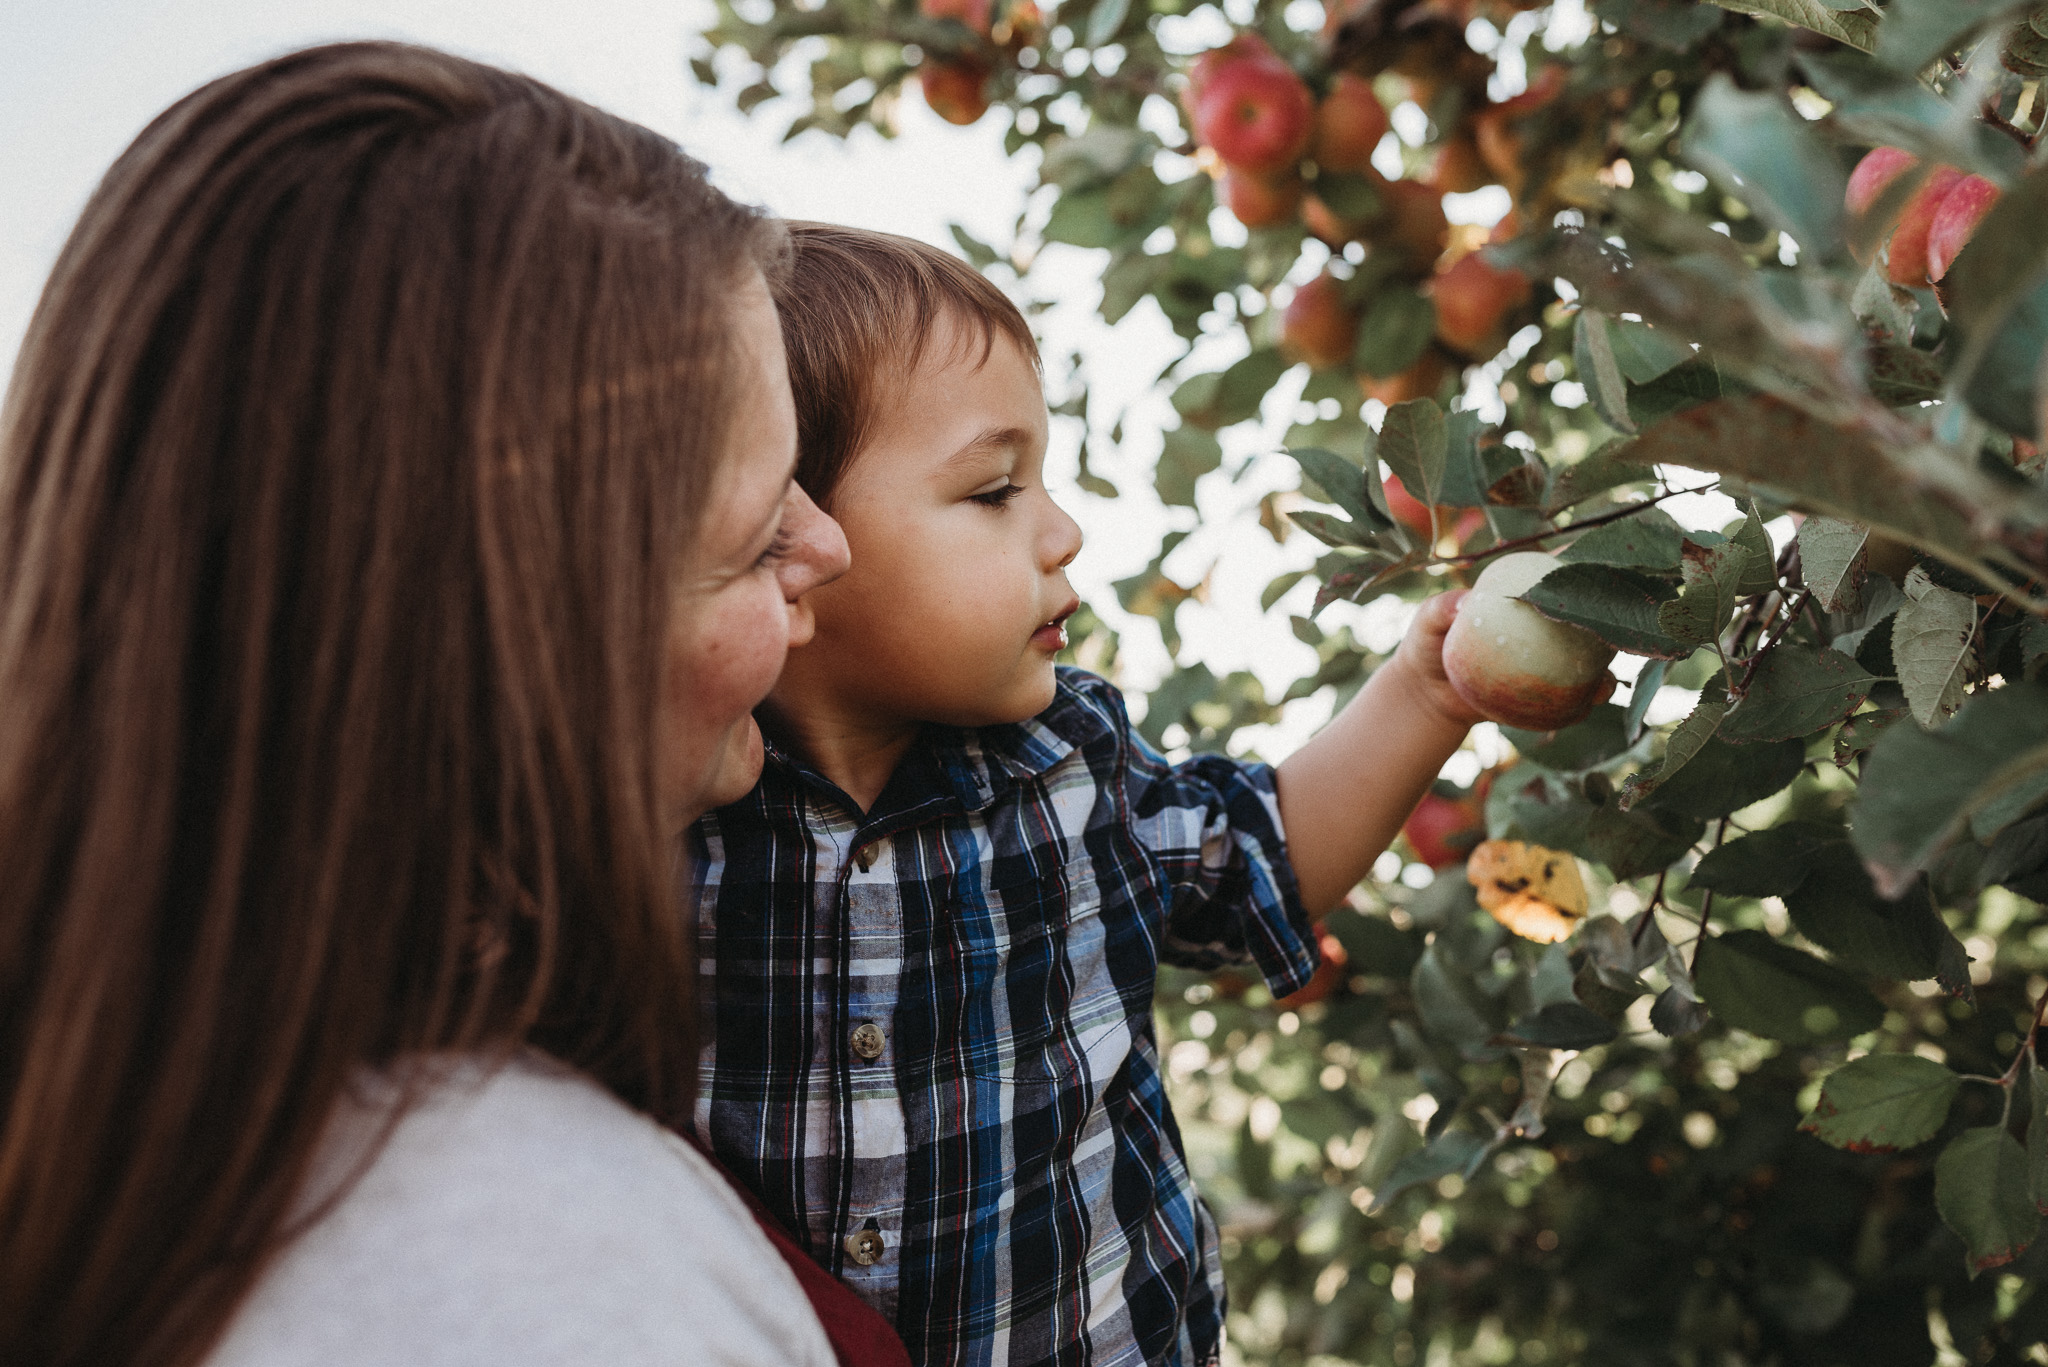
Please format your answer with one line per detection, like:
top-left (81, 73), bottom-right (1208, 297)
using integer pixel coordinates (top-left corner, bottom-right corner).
top-left (0, 42), bottom-right (780, 1367)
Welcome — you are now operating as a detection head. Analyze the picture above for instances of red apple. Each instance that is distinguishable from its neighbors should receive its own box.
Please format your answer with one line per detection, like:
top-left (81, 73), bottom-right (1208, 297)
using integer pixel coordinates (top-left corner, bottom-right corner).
top-left (1274, 931), bottom-right (1350, 1009)
top-left (1470, 66), bottom-right (1565, 196)
top-left (1359, 348), bottom-right (1449, 406)
top-left (1926, 174), bottom-right (2000, 281)
top-left (1382, 472), bottom-right (1486, 545)
top-left (1885, 164), bottom-right (1966, 287)
top-left (1185, 32), bottom-right (1280, 110)
top-left (1428, 250), bottom-right (1530, 356)
top-left (1313, 72), bottom-right (1389, 174)
top-left (1442, 551), bottom-right (1615, 731)
top-left (921, 60), bottom-right (992, 125)
top-left (1380, 178), bottom-right (1450, 268)
top-left (1402, 790), bottom-right (1485, 869)
top-left (1220, 167), bottom-right (1304, 228)
top-left (1428, 134), bottom-right (1488, 194)
top-left (1193, 50), bottom-right (1315, 175)
top-left (1282, 273), bottom-right (1360, 370)
top-left (1845, 146), bottom-right (1918, 219)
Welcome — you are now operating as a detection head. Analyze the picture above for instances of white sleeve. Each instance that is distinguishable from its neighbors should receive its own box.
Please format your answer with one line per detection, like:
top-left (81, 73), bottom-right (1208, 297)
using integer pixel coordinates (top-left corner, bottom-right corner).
top-left (206, 1054), bottom-right (836, 1367)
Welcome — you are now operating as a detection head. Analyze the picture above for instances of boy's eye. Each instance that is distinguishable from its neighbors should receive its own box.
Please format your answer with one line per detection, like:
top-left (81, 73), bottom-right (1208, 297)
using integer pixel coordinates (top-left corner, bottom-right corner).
top-left (969, 482), bottom-right (1025, 508)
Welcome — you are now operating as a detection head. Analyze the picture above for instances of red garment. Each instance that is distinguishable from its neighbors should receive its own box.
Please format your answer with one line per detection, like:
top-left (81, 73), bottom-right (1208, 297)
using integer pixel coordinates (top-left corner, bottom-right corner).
top-left (687, 1137), bottom-right (912, 1367)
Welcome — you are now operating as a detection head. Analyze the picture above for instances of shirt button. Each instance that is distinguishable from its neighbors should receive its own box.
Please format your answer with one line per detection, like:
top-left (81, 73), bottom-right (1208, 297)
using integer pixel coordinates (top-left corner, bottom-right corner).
top-left (850, 1022), bottom-right (886, 1060)
top-left (844, 1227), bottom-right (885, 1266)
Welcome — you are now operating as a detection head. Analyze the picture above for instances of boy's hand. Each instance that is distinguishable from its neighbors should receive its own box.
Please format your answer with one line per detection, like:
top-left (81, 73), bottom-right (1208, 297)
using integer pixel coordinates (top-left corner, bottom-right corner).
top-left (1386, 590), bottom-right (1489, 730)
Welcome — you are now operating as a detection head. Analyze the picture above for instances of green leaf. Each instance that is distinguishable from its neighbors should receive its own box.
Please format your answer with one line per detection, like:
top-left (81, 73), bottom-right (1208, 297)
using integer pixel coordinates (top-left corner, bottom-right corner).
top-left (1644, 734), bottom-right (1807, 820)
top-left (1545, 442), bottom-right (1655, 515)
top-left (1288, 510), bottom-right (1384, 550)
top-left (1692, 821), bottom-right (1845, 898)
top-left (1707, 0), bottom-right (1878, 51)
top-left (1043, 187), bottom-right (1121, 248)
top-left (1719, 645), bottom-right (1874, 743)
top-left (1893, 565), bottom-right (1979, 728)
top-left (1783, 843), bottom-right (1957, 981)
top-left (1609, 318), bottom-right (1694, 383)
top-left (1559, 508), bottom-right (1688, 570)
top-left (1657, 538), bottom-right (1750, 646)
top-left (1173, 348), bottom-right (1289, 430)
top-left (1502, 705), bottom-right (1634, 773)
top-left (1693, 930), bottom-right (1886, 1044)
top-left (1935, 1127), bottom-right (2041, 1274)
top-left (1682, 75), bottom-right (1846, 254)
top-left (1084, 0), bottom-right (1133, 47)
top-left (1154, 425), bottom-right (1222, 507)
top-left (1435, 408), bottom-right (1493, 508)
top-left (1500, 1002), bottom-right (1620, 1050)
top-left (1945, 166), bottom-right (2048, 439)
top-left (1355, 291), bottom-right (1437, 380)
top-left (1291, 447), bottom-right (1395, 530)
top-left (1520, 563), bottom-right (1693, 659)
top-left (949, 223), bottom-right (1000, 270)
top-left (1878, 0), bottom-right (2035, 73)
top-left (1617, 688), bottom-right (1728, 811)
top-left (1727, 505), bottom-right (1777, 597)
top-left (1379, 399), bottom-right (1448, 512)
top-left (1575, 310), bottom-right (1637, 434)
top-left (1412, 942), bottom-right (1501, 1058)
top-left (1368, 1129), bottom-right (1493, 1213)
top-left (1798, 517), bottom-right (1869, 613)
top-left (1801, 1054), bottom-right (1961, 1153)
top-left (1628, 360), bottom-right (1726, 428)
top-left (1624, 658), bottom-right (1670, 741)
top-left (1852, 682), bottom-right (2048, 896)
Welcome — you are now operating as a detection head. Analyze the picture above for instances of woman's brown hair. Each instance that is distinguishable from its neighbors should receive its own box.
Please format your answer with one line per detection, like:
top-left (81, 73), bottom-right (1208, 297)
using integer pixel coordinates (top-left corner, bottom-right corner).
top-left (0, 42), bottom-right (780, 1367)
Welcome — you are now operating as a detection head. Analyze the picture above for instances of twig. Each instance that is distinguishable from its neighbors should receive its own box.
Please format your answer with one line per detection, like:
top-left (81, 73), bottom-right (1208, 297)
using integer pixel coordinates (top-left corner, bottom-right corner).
top-left (1439, 489), bottom-right (1690, 567)
top-left (1631, 870), bottom-right (1668, 947)
top-left (1733, 589), bottom-right (1811, 698)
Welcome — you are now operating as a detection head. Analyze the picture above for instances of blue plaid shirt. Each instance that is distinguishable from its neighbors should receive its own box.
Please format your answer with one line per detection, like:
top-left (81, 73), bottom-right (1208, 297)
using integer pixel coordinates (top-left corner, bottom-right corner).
top-left (687, 668), bottom-right (1316, 1367)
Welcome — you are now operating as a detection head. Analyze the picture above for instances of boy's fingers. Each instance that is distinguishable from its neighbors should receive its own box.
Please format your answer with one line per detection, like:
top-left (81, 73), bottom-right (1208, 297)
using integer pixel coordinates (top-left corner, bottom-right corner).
top-left (1415, 588), bottom-right (1468, 637)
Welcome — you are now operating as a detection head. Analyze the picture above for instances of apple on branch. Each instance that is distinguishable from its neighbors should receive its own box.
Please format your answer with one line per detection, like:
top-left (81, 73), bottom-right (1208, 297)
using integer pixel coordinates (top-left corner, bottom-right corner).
top-left (1441, 550), bottom-right (1614, 731)
top-left (1312, 72), bottom-right (1388, 175)
top-left (1280, 272), bottom-right (1360, 370)
top-left (1189, 39), bottom-right (1314, 176)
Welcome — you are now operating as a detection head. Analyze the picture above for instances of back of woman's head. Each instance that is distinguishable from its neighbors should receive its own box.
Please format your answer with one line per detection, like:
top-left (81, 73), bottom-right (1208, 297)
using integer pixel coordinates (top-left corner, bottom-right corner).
top-left (0, 42), bottom-right (779, 1366)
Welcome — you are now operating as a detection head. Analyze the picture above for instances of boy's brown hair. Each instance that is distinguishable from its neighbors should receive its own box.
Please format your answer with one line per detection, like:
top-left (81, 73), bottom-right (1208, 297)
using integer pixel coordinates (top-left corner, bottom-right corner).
top-left (776, 222), bottom-right (1039, 509)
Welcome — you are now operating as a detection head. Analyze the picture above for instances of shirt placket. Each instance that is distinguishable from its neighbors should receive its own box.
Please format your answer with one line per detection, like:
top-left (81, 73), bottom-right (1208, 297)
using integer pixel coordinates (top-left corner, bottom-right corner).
top-left (832, 830), bottom-right (909, 1316)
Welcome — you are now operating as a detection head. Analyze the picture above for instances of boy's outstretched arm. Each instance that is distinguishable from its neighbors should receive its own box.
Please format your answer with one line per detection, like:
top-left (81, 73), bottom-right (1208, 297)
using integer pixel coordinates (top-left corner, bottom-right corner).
top-left (1275, 591), bottom-right (1485, 916)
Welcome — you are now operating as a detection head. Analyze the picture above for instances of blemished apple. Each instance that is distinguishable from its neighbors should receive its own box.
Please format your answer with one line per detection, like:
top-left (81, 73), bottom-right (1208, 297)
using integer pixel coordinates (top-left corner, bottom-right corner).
top-left (1192, 49), bottom-right (1314, 175)
top-left (1442, 551), bottom-right (1615, 731)
top-left (1219, 167), bottom-right (1303, 228)
top-left (1925, 174), bottom-right (2000, 281)
top-left (1312, 72), bottom-right (1388, 174)
top-left (1281, 273), bottom-right (1359, 369)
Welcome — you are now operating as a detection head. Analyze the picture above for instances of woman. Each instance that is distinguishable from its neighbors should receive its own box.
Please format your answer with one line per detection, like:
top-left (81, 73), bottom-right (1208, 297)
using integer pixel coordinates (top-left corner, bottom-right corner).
top-left (0, 42), bottom-right (854, 1366)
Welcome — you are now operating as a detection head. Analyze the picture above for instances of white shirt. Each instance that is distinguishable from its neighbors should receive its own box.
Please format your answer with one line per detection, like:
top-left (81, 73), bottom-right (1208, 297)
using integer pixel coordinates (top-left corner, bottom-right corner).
top-left (207, 1050), bottom-right (835, 1367)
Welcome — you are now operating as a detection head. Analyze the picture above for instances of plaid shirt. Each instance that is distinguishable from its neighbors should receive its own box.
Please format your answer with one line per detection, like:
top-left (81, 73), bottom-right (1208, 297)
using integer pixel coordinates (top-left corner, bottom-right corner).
top-left (687, 667), bottom-right (1316, 1367)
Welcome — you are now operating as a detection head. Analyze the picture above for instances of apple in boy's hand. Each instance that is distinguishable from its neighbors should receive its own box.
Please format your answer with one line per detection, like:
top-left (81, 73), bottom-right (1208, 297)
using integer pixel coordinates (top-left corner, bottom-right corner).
top-left (1441, 550), bottom-right (1614, 731)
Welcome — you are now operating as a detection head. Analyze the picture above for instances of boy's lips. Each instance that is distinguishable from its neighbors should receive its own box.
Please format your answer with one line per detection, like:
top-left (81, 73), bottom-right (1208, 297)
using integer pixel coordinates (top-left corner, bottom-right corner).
top-left (1032, 599), bottom-right (1080, 653)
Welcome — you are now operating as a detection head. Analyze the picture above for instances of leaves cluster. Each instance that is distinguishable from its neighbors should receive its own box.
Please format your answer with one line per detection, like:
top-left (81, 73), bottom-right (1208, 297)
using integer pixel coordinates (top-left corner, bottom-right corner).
top-left (697, 0), bottom-right (2048, 1359)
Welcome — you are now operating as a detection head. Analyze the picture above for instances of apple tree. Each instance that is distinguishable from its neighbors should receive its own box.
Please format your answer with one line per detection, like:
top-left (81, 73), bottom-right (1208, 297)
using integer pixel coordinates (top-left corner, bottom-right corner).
top-left (694, 1), bottom-right (2048, 1361)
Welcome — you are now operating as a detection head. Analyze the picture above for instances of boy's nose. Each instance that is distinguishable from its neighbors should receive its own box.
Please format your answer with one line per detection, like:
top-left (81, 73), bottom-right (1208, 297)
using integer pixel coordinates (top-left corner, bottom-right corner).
top-left (1044, 495), bottom-right (1082, 571)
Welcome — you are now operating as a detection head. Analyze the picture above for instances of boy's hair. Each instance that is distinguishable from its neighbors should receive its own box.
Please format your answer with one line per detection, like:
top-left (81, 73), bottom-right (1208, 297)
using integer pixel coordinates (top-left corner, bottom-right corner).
top-left (777, 222), bottom-right (1040, 509)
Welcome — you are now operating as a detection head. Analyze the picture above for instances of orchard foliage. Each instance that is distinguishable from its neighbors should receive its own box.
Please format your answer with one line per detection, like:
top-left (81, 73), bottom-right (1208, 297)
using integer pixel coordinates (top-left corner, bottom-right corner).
top-left (695, 0), bottom-right (2048, 1360)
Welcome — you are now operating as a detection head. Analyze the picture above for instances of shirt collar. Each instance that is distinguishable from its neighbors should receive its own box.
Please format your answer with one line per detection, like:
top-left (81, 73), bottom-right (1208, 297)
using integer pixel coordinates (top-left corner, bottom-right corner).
top-left (755, 704), bottom-right (1078, 825)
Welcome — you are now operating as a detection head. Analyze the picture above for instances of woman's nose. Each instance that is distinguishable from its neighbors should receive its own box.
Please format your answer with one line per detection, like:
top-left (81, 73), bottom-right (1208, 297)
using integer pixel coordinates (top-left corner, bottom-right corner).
top-left (778, 484), bottom-right (850, 602)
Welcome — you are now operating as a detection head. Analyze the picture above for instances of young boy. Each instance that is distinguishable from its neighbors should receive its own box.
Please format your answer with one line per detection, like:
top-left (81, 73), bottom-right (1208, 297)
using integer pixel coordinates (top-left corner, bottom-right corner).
top-left (689, 224), bottom-right (1482, 1367)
